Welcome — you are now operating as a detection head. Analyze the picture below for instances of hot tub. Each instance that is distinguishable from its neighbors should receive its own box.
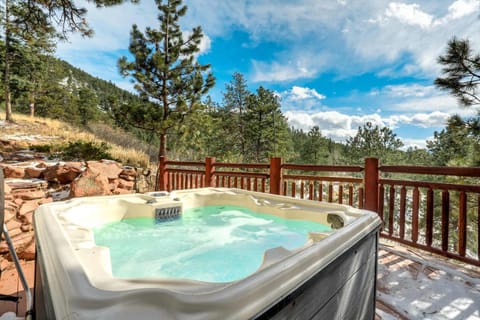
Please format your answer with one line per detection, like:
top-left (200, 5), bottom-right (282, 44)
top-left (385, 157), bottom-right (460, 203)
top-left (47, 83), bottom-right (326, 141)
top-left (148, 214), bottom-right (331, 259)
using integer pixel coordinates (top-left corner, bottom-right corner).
top-left (33, 188), bottom-right (382, 319)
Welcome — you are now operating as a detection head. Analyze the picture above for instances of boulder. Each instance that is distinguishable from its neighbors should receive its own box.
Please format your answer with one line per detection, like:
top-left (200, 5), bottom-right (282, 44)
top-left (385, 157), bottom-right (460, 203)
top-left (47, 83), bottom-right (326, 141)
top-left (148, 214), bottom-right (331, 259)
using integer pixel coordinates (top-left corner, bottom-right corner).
top-left (18, 240), bottom-right (35, 260)
top-left (113, 188), bottom-right (132, 195)
top-left (25, 166), bottom-right (44, 179)
top-left (4, 182), bottom-right (11, 194)
top-left (43, 163), bottom-right (82, 184)
top-left (14, 190), bottom-right (46, 200)
top-left (70, 168), bottom-right (111, 198)
top-left (19, 200), bottom-right (39, 216)
top-left (118, 179), bottom-right (134, 190)
top-left (87, 160), bottom-right (123, 180)
top-left (3, 166), bottom-right (25, 179)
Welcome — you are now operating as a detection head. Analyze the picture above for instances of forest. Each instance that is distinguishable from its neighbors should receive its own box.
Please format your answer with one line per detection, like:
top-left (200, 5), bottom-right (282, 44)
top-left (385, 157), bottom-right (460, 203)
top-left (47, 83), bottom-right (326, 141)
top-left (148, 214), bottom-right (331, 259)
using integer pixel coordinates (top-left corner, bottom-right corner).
top-left (0, 0), bottom-right (479, 169)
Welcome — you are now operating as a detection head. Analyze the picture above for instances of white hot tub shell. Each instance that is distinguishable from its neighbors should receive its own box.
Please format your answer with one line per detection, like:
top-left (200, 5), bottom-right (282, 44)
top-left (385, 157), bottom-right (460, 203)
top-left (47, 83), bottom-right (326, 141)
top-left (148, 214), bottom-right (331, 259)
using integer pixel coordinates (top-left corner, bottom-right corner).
top-left (33, 188), bottom-right (382, 320)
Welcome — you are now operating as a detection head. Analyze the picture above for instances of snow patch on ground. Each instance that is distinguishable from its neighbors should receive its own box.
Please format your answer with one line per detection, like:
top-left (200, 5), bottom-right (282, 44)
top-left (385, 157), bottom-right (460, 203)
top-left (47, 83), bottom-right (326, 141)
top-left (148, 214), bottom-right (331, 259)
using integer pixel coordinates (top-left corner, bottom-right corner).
top-left (377, 244), bottom-right (480, 319)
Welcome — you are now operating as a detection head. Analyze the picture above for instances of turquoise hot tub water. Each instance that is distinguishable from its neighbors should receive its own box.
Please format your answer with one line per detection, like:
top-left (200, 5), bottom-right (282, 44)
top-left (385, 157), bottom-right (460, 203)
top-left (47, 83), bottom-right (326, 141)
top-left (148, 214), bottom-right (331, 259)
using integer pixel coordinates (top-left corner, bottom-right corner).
top-left (93, 205), bottom-right (332, 283)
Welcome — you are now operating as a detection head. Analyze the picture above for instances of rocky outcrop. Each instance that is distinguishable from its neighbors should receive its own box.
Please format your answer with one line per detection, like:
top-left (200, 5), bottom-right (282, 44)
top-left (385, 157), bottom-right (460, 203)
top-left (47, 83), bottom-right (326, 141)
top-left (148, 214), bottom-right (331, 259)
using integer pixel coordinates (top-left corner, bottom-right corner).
top-left (0, 159), bottom-right (153, 271)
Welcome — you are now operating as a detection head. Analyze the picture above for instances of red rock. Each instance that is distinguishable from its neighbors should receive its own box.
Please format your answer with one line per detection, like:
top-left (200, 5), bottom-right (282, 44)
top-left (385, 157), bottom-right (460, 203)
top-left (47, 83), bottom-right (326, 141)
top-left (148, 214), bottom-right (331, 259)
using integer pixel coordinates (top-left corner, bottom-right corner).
top-left (6, 220), bottom-right (21, 231)
top-left (118, 179), bottom-right (134, 190)
top-left (69, 168), bottom-right (111, 197)
top-left (21, 224), bottom-right (33, 232)
top-left (38, 197), bottom-right (53, 205)
top-left (87, 160), bottom-right (123, 179)
top-left (18, 240), bottom-right (35, 260)
top-left (4, 209), bottom-right (16, 223)
top-left (19, 200), bottom-right (39, 216)
top-left (21, 212), bottom-right (34, 225)
top-left (36, 162), bottom-right (48, 168)
top-left (0, 258), bottom-right (11, 271)
top-left (3, 166), bottom-right (25, 179)
top-left (14, 190), bottom-right (46, 200)
top-left (4, 227), bottom-right (22, 239)
top-left (4, 182), bottom-right (11, 194)
top-left (13, 198), bottom-right (23, 206)
top-left (113, 188), bottom-right (132, 195)
top-left (43, 164), bottom-right (82, 184)
top-left (119, 174), bottom-right (135, 181)
top-left (109, 178), bottom-right (119, 191)
top-left (25, 167), bottom-right (44, 179)
top-left (121, 167), bottom-right (137, 177)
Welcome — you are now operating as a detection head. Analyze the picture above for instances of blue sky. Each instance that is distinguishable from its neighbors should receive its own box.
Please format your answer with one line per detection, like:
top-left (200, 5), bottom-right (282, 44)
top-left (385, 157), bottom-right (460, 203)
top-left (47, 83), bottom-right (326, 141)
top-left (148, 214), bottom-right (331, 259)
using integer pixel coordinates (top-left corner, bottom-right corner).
top-left (56, 0), bottom-right (480, 149)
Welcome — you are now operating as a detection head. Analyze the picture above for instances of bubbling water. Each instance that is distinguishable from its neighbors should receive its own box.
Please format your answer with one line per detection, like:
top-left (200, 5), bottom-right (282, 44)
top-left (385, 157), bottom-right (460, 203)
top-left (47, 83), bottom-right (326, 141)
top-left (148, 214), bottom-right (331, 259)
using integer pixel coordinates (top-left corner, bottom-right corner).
top-left (93, 205), bottom-right (331, 283)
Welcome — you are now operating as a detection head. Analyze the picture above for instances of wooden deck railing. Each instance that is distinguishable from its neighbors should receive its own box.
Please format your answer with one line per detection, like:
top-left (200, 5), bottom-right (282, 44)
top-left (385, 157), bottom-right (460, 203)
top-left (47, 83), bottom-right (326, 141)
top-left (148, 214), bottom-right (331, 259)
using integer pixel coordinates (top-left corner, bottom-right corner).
top-left (157, 156), bottom-right (480, 267)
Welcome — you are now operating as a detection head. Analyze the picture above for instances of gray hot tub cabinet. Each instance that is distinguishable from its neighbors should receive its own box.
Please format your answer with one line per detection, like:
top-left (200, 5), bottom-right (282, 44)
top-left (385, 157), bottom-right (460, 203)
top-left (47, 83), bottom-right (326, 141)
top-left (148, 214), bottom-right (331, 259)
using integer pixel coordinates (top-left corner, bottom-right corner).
top-left (255, 231), bottom-right (379, 319)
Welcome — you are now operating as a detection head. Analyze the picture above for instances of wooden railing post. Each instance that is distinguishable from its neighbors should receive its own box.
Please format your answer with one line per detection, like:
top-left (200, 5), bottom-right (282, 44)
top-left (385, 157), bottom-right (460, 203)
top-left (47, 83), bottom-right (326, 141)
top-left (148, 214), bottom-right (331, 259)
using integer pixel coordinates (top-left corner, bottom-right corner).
top-left (364, 158), bottom-right (379, 213)
top-left (205, 157), bottom-right (216, 187)
top-left (270, 157), bottom-right (282, 195)
top-left (157, 156), bottom-right (168, 191)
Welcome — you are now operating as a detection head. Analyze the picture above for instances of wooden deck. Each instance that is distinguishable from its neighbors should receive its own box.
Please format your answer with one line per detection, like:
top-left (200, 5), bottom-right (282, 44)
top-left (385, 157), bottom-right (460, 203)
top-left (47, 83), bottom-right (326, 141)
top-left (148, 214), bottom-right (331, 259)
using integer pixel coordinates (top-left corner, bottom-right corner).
top-left (0, 242), bottom-right (479, 319)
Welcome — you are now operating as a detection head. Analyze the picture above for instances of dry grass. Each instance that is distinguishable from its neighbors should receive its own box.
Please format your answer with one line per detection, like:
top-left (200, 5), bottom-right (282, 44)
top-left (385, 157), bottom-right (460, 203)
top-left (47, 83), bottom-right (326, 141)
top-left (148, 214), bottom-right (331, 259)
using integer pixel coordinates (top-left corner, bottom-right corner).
top-left (1, 114), bottom-right (151, 167)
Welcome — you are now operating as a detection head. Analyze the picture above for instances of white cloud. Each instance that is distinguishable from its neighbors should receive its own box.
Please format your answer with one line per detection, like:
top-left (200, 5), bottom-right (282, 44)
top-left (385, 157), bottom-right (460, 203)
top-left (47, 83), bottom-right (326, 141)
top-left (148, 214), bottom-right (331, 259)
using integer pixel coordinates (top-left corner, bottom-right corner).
top-left (385, 3), bottom-right (434, 29)
top-left (251, 60), bottom-right (318, 82)
top-left (290, 86), bottom-right (326, 101)
top-left (284, 109), bottom-right (455, 142)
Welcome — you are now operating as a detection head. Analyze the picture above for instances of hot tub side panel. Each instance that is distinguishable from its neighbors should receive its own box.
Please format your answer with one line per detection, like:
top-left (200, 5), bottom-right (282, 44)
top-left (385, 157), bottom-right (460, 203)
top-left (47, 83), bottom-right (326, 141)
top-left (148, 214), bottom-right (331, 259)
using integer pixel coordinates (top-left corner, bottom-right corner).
top-left (254, 229), bottom-right (379, 320)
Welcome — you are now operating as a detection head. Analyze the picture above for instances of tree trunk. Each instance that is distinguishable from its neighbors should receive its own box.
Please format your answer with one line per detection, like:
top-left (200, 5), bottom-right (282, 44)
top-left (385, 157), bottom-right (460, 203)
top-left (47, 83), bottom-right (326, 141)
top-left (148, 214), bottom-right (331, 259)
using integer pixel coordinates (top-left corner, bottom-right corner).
top-left (159, 132), bottom-right (167, 159)
top-left (4, 0), bottom-right (13, 122)
top-left (29, 99), bottom-right (35, 117)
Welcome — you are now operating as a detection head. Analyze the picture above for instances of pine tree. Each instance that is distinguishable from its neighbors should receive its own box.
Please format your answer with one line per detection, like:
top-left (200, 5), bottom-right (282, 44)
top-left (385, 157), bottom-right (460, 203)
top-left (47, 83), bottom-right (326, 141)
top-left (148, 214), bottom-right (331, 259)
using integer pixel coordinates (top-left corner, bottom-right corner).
top-left (243, 87), bottom-right (291, 162)
top-left (117, 0), bottom-right (215, 159)
top-left (435, 37), bottom-right (480, 107)
top-left (344, 122), bottom-right (403, 164)
top-left (221, 72), bottom-right (250, 160)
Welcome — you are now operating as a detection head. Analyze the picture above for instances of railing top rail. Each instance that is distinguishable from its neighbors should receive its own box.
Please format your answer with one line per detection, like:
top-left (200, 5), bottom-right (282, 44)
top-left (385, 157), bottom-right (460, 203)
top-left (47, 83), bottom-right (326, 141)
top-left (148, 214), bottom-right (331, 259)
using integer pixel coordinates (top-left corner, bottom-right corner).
top-left (166, 169), bottom-right (205, 175)
top-left (166, 160), bottom-right (205, 167)
top-left (283, 174), bottom-right (363, 184)
top-left (214, 162), bottom-right (270, 169)
top-left (214, 171), bottom-right (269, 179)
top-left (282, 163), bottom-right (364, 172)
top-left (380, 178), bottom-right (480, 193)
top-left (380, 165), bottom-right (480, 177)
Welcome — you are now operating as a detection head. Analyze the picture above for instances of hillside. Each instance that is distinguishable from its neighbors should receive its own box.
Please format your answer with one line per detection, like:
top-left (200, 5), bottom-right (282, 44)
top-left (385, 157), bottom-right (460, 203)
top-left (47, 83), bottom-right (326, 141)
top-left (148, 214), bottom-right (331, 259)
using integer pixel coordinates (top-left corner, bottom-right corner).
top-left (0, 114), bottom-right (150, 168)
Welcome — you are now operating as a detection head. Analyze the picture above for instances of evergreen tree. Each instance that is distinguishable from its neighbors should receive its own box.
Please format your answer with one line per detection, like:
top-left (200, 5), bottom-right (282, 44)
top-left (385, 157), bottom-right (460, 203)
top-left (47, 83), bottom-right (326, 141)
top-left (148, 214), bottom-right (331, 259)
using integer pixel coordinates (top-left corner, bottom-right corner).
top-left (243, 86), bottom-right (291, 162)
top-left (426, 115), bottom-right (480, 166)
top-left (221, 72), bottom-right (250, 160)
top-left (117, 0), bottom-right (215, 159)
top-left (435, 37), bottom-right (480, 107)
top-left (344, 122), bottom-right (403, 164)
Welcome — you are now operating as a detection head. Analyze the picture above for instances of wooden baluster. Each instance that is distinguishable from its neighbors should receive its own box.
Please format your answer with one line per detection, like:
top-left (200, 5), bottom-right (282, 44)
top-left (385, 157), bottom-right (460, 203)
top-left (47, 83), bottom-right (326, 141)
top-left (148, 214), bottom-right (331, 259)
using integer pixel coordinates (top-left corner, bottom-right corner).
top-left (426, 188), bottom-right (434, 247)
top-left (338, 185), bottom-right (343, 204)
top-left (300, 182), bottom-right (305, 199)
top-left (388, 185), bottom-right (395, 236)
top-left (477, 195), bottom-right (480, 260)
top-left (189, 174), bottom-right (193, 189)
top-left (246, 177), bottom-right (251, 191)
top-left (196, 175), bottom-right (200, 188)
top-left (441, 190), bottom-right (450, 252)
top-left (234, 177), bottom-right (238, 188)
top-left (458, 191), bottom-right (467, 257)
top-left (378, 184), bottom-right (384, 222)
top-left (318, 183), bottom-right (323, 202)
top-left (291, 182), bottom-right (296, 198)
top-left (309, 182), bottom-right (314, 200)
top-left (262, 178), bottom-right (266, 193)
top-left (176, 173), bottom-right (181, 190)
top-left (254, 178), bottom-right (258, 192)
top-left (358, 187), bottom-right (364, 209)
top-left (348, 185), bottom-right (353, 206)
top-left (399, 186), bottom-right (406, 239)
top-left (412, 187), bottom-right (419, 244)
top-left (328, 184), bottom-right (333, 202)
top-left (167, 172), bottom-right (172, 192)
top-left (240, 177), bottom-right (245, 190)
top-left (282, 181), bottom-right (287, 196)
